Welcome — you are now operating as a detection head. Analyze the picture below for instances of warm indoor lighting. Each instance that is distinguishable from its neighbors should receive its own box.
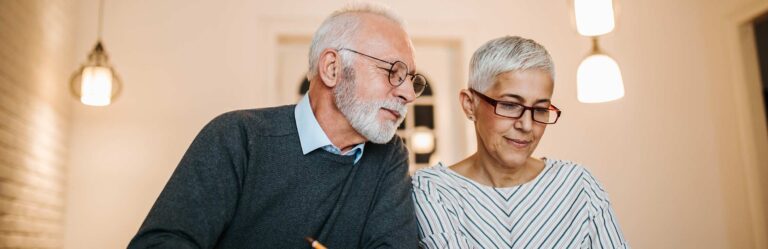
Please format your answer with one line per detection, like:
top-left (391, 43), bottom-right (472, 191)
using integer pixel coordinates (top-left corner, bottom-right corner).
top-left (70, 42), bottom-right (122, 106)
top-left (574, 0), bottom-right (616, 36)
top-left (69, 0), bottom-right (122, 106)
top-left (577, 53), bottom-right (624, 103)
top-left (80, 66), bottom-right (113, 106)
top-left (411, 128), bottom-right (435, 154)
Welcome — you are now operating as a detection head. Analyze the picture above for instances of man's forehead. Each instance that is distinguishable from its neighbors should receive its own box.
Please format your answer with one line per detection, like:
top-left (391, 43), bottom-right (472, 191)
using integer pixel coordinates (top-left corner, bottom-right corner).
top-left (353, 20), bottom-right (415, 67)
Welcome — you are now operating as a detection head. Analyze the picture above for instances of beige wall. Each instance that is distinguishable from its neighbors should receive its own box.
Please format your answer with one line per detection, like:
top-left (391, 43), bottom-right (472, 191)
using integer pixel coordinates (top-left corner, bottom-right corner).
top-left (0, 0), bottom-right (75, 248)
top-left (62, 0), bottom-right (768, 248)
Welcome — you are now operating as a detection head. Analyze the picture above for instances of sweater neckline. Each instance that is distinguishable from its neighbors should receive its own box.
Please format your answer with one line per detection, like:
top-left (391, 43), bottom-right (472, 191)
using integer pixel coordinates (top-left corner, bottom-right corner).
top-left (309, 147), bottom-right (359, 165)
top-left (436, 158), bottom-right (552, 191)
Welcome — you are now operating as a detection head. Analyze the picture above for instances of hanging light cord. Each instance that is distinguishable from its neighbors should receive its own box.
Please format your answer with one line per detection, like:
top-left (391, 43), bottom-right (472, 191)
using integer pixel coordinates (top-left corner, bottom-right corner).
top-left (97, 0), bottom-right (105, 40)
top-left (590, 37), bottom-right (600, 53)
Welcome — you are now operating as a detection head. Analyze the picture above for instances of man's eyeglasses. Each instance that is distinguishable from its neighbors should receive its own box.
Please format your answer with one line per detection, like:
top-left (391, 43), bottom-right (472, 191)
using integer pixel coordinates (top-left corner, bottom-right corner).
top-left (470, 88), bottom-right (562, 124)
top-left (338, 48), bottom-right (428, 97)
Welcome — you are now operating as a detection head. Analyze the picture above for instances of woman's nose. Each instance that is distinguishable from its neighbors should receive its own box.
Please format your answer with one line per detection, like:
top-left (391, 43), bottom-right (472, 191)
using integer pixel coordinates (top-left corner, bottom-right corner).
top-left (514, 109), bottom-right (534, 132)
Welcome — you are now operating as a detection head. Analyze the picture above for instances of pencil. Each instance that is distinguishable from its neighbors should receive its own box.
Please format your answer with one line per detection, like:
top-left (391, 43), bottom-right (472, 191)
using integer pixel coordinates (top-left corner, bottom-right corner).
top-left (304, 237), bottom-right (328, 249)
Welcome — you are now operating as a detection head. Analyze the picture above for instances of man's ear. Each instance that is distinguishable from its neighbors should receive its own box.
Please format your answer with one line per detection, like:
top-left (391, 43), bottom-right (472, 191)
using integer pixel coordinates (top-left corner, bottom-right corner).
top-left (318, 49), bottom-right (340, 88)
top-left (459, 89), bottom-right (476, 121)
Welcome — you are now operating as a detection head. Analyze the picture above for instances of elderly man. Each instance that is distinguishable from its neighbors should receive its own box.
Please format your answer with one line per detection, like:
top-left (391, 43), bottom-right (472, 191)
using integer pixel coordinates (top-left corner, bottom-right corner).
top-left (128, 3), bottom-right (427, 249)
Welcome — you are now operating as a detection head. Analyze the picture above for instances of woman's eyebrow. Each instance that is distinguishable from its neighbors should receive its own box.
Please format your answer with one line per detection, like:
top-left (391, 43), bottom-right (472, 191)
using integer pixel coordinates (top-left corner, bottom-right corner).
top-left (499, 94), bottom-right (551, 104)
top-left (499, 93), bottom-right (525, 102)
top-left (534, 99), bottom-right (552, 105)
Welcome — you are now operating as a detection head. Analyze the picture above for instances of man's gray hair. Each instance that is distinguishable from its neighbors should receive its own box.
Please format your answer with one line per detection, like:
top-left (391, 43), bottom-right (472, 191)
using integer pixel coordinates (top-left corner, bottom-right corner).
top-left (468, 36), bottom-right (555, 92)
top-left (307, 2), bottom-right (405, 79)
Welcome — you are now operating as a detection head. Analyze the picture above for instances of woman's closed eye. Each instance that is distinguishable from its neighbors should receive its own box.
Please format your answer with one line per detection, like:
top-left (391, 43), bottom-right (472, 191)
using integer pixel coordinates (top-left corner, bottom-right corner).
top-left (532, 108), bottom-right (550, 114)
top-left (498, 102), bottom-right (523, 111)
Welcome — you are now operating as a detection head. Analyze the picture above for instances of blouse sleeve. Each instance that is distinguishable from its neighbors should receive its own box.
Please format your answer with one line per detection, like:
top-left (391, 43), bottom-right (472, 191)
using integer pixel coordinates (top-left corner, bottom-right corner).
top-left (582, 169), bottom-right (630, 249)
top-left (412, 173), bottom-right (471, 249)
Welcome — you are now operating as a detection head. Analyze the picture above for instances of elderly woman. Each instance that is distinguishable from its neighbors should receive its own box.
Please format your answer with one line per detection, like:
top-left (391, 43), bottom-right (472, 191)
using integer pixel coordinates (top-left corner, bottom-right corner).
top-left (412, 36), bottom-right (629, 248)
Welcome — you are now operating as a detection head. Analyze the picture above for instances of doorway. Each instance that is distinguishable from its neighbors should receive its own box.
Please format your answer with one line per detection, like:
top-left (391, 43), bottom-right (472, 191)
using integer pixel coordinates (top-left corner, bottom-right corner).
top-left (276, 36), bottom-right (469, 172)
top-left (755, 14), bottom-right (768, 124)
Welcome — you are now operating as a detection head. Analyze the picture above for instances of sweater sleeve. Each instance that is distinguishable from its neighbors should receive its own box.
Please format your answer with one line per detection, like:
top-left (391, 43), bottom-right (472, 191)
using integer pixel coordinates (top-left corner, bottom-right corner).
top-left (582, 168), bottom-right (630, 249)
top-left (128, 112), bottom-right (247, 249)
top-left (358, 138), bottom-right (419, 249)
top-left (411, 172), bottom-right (470, 249)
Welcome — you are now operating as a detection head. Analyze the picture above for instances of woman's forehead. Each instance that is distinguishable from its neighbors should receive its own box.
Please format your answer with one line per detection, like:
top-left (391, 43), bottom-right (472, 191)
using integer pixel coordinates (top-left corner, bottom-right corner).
top-left (488, 70), bottom-right (554, 100)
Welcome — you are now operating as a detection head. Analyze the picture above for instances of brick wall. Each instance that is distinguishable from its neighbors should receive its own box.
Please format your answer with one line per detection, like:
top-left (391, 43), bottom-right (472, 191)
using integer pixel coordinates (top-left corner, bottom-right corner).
top-left (0, 1), bottom-right (75, 248)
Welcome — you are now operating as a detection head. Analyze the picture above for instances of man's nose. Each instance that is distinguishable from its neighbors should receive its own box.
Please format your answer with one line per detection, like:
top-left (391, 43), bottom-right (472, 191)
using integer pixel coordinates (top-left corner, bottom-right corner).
top-left (393, 78), bottom-right (417, 103)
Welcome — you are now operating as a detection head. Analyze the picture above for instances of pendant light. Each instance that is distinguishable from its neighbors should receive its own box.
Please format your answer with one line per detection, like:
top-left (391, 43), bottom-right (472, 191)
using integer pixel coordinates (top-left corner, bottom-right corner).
top-left (69, 0), bottom-right (122, 106)
top-left (577, 38), bottom-right (624, 103)
top-left (573, 0), bottom-right (624, 103)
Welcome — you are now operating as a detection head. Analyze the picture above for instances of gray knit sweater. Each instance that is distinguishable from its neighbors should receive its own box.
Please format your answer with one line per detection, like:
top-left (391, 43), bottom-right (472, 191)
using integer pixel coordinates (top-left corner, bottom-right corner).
top-left (128, 105), bottom-right (417, 249)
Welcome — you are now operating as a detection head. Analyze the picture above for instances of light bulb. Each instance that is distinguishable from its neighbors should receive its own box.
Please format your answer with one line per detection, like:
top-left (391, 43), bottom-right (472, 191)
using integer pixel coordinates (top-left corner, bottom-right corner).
top-left (80, 66), bottom-right (113, 106)
top-left (577, 54), bottom-right (624, 103)
top-left (574, 0), bottom-right (616, 36)
top-left (411, 128), bottom-right (435, 154)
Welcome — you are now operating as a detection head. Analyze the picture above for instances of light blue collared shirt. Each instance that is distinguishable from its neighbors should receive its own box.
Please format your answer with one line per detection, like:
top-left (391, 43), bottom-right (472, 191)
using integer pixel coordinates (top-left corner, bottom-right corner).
top-left (295, 94), bottom-right (365, 164)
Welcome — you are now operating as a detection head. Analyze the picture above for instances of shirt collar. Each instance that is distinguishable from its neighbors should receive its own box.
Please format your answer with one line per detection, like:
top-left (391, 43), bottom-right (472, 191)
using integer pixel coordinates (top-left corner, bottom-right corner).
top-left (295, 94), bottom-right (365, 162)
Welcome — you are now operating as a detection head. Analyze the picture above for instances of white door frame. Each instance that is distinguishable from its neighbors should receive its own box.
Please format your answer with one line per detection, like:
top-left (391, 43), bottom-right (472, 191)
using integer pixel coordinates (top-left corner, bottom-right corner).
top-left (257, 17), bottom-right (480, 162)
top-left (725, 1), bottom-right (768, 248)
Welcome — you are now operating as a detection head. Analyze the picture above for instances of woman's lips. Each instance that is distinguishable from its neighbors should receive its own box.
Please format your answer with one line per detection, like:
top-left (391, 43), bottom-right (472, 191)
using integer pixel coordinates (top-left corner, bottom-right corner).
top-left (505, 137), bottom-right (531, 148)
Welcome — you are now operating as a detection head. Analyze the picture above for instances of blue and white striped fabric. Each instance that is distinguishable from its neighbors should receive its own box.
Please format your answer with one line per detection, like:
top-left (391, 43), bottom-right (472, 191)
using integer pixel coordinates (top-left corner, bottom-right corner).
top-left (412, 159), bottom-right (629, 249)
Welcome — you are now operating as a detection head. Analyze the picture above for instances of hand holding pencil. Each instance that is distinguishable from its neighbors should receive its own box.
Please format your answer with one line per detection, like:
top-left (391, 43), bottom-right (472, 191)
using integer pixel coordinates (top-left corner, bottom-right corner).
top-left (305, 237), bottom-right (328, 249)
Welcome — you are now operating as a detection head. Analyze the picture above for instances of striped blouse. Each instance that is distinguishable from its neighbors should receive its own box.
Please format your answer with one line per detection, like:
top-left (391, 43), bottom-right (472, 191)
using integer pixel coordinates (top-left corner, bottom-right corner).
top-left (412, 159), bottom-right (629, 249)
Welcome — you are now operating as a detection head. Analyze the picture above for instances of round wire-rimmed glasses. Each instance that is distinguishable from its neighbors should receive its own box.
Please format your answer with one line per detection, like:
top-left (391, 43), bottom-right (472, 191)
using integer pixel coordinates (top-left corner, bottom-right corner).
top-left (470, 88), bottom-right (562, 124)
top-left (338, 48), bottom-right (428, 97)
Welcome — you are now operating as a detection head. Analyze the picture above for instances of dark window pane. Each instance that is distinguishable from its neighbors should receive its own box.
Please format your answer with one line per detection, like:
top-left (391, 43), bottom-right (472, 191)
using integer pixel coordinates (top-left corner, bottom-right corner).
top-left (415, 105), bottom-right (434, 129)
top-left (415, 152), bottom-right (431, 164)
top-left (299, 77), bottom-right (310, 95)
top-left (755, 15), bottom-right (768, 119)
top-left (417, 72), bottom-right (432, 96)
top-left (421, 83), bottom-right (432, 96)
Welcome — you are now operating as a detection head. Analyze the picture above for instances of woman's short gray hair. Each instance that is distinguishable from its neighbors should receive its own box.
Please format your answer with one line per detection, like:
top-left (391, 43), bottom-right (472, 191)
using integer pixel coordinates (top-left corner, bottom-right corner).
top-left (307, 2), bottom-right (405, 79)
top-left (468, 36), bottom-right (555, 92)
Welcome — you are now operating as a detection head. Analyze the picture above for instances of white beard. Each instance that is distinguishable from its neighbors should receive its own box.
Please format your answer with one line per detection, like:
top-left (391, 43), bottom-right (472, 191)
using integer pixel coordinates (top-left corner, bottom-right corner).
top-left (333, 67), bottom-right (407, 144)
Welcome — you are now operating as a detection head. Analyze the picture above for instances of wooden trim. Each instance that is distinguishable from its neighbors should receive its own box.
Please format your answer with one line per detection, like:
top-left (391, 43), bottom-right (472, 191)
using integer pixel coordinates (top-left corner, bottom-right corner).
top-left (725, 1), bottom-right (768, 248)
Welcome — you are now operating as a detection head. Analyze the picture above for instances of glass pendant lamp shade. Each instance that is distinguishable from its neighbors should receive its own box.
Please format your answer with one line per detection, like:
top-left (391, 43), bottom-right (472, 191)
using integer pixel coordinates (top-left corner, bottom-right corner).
top-left (69, 0), bottom-right (122, 106)
top-left (80, 66), bottom-right (113, 106)
top-left (70, 41), bottom-right (122, 106)
top-left (577, 53), bottom-right (624, 103)
top-left (574, 0), bottom-right (616, 36)
top-left (411, 127), bottom-right (435, 154)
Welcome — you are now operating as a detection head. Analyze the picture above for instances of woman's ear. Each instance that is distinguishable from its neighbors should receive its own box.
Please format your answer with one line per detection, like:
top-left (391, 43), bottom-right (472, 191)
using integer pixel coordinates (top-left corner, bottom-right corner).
top-left (459, 89), bottom-right (476, 121)
top-left (318, 49), bottom-right (340, 88)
